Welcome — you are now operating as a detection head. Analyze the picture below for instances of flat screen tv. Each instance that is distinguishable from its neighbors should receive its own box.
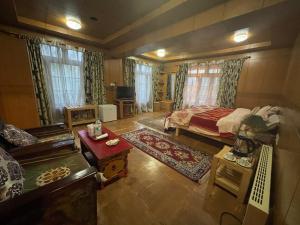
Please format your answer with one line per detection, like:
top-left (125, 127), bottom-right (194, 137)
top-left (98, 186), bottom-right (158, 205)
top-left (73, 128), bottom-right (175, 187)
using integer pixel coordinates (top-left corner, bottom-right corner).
top-left (116, 86), bottom-right (134, 99)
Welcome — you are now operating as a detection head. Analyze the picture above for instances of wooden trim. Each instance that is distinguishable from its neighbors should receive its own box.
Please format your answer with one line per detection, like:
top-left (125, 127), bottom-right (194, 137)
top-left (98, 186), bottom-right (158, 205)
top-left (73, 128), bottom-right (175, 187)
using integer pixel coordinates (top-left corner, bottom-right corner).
top-left (17, 16), bottom-right (104, 44)
top-left (142, 42), bottom-right (271, 62)
top-left (176, 126), bottom-right (234, 146)
top-left (0, 24), bottom-right (105, 52)
top-left (102, 0), bottom-right (187, 43)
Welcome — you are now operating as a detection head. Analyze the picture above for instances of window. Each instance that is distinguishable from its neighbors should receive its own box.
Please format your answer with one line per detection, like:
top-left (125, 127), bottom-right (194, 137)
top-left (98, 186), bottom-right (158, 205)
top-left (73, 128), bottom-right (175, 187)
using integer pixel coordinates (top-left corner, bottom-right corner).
top-left (40, 44), bottom-right (85, 122)
top-left (170, 74), bottom-right (176, 100)
top-left (135, 63), bottom-right (153, 113)
top-left (182, 62), bottom-right (222, 107)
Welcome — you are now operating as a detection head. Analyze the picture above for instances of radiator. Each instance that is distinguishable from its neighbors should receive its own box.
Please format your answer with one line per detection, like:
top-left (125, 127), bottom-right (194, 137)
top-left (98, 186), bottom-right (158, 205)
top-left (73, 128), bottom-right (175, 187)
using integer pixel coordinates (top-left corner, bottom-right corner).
top-left (243, 144), bottom-right (273, 225)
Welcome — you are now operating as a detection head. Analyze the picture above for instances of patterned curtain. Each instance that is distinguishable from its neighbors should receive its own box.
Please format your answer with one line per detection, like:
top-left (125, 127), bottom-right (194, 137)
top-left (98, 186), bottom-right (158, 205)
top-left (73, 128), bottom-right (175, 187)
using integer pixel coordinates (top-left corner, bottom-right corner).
top-left (216, 58), bottom-right (247, 108)
top-left (123, 58), bottom-right (136, 87)
top-left (152, 64), bottom-right (163, 102)
top-left (166, 74), bottom-right (172, 100)
top-left (25, 37), bottom-right (53, 125)
top-left (84, 50), bottom-right (106, 104)
top-left (173, 63), bottom-right (188, 110)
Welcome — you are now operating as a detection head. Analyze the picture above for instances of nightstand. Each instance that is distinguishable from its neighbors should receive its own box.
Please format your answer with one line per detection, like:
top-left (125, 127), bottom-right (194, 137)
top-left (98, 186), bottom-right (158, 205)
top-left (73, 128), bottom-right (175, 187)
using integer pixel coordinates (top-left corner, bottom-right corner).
top-left (207, 145), bottom-right (256, 203)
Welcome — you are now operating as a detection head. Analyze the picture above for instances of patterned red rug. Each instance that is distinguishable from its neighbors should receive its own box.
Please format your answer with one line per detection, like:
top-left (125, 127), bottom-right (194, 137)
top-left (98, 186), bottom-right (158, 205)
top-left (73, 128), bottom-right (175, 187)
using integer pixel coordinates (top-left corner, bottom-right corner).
top-left (122, 128), bottom-right (212, 182)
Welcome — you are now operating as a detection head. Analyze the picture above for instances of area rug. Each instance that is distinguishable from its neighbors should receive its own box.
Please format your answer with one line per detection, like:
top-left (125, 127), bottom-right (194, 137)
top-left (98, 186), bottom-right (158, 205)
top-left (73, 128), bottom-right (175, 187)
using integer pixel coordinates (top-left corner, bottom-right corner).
top-left (137, 115), bottom-right (166, 132)
top-left (122, 128), bottom-right (212, 182)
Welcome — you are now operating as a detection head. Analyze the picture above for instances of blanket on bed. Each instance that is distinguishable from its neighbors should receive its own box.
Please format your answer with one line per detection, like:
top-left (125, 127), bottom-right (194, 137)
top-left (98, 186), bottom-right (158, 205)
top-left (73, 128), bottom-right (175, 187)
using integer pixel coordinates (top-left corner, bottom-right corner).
top-left (164, 106), bottom-right (215, 128)
top-left (190, 108), bottom-right (235, 133)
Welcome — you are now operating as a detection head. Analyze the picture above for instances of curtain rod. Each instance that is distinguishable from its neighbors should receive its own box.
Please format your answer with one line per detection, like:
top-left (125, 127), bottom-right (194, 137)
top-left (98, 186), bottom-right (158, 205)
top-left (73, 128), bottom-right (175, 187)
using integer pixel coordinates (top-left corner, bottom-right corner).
top-left (173, 55), bottom-right (251, 67)
top-left (0, 27), bottom-right (102, 52)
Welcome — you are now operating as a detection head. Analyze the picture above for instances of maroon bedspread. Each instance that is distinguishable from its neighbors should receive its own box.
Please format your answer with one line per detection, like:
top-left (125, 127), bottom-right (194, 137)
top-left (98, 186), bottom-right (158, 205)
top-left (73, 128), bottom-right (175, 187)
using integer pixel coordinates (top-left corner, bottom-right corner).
top-left (189, 107), bottom-right (235, 133)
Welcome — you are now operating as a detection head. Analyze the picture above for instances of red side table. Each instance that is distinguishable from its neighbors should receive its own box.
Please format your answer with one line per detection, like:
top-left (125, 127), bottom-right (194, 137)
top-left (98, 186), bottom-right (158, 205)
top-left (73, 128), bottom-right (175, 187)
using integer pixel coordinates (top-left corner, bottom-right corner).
top-left (78, 127), bottom-right (132, 186)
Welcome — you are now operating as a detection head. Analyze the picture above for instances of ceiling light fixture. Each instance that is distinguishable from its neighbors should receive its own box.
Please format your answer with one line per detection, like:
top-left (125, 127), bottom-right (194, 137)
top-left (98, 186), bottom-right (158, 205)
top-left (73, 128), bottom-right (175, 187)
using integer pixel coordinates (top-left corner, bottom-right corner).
top-left (233, 28), bottom-right (249, 43)
top-left (66, 17), bottom-right (82, 30)
top-left (157, 49), bottom-right (166, 57)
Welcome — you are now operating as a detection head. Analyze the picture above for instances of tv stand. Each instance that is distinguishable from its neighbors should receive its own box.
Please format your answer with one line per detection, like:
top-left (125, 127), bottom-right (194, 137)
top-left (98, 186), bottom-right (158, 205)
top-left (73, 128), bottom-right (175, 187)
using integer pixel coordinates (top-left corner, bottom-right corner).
top-left (115, 99), bottom-right (135, 119)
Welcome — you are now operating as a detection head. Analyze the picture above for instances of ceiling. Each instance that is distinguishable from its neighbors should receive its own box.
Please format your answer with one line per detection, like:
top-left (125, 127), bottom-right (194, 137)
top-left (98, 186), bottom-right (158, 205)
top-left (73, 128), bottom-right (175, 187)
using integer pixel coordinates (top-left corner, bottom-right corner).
top-left (0, 0), bottom-right (300, 62)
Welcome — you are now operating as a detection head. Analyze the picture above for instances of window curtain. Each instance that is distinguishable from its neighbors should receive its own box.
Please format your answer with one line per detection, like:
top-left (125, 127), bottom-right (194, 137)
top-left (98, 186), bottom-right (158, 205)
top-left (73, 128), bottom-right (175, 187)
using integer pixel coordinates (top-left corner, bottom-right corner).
top-left (182, 61), bottom-right (222, 108)
top-left (166, 74), bottom-right (172, 100)
top-left (123, 58), bottom-right (136, 87)
top-left (173, 63), bottom-right (188, 110)
top-left (25, 37), bottom-right (53, 125)
top-left (40, 44), bottom-right (85, 122)
top-left (216, 58), bottom-right (247, 108)
top-left (152, 64), bottom-right (162, 102)
top-left (84, 50), bottom-right (106, 105)
top-left (135, 64), bottom-right (153, 113)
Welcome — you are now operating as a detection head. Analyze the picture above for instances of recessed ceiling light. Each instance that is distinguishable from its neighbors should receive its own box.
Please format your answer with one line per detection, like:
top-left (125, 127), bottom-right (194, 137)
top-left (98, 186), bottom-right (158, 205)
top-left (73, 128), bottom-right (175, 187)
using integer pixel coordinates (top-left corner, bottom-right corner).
top-left (66, 17), bottom-right (82, 30)
top-left (157, 49), bottom-right (166, 57)
top-left (90, 16), bottom-right (98, 21)
top-left (234, 28), bottom-right (249, 43)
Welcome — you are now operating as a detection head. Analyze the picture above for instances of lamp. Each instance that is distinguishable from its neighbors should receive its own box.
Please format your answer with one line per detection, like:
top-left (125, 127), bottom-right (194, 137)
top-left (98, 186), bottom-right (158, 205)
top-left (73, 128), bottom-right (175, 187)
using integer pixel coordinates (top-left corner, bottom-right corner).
top-left (156, 49), bottom-right (166, 57)
top-left (66, 17), bottom-right (82, 30)
top-left (234, 28), bottom-right (249, 43)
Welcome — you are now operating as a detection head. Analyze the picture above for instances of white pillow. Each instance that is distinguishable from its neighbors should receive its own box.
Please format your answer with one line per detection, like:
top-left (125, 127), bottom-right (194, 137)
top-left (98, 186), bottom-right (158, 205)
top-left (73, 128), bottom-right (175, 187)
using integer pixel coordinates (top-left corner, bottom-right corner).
top-left (255, 105), bottom-right (272, 120)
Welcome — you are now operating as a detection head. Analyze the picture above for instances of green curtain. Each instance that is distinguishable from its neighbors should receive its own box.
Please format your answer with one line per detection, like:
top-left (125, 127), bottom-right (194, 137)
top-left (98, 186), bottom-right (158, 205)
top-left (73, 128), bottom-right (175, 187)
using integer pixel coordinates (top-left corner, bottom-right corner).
top-left (123, 58), bottom-right (136, 87)
top-left (166, 74), bottom-right (172, 100)
top-left (25, 37), bottom-right (52, 125)
top-left (173, 63), bottom-right (188, 110)
top-left (216, 58), bottom-right (247, 108)
top-left (84, 50), bottom-right (106, 104)
top-left (152, 64), bottom-right (163, 102)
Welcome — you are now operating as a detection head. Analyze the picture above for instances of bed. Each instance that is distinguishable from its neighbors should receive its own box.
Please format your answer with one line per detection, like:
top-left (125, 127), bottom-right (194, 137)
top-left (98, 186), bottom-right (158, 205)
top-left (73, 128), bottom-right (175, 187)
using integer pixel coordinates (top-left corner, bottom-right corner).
top-left (164, 106), bottom-right (252, 145)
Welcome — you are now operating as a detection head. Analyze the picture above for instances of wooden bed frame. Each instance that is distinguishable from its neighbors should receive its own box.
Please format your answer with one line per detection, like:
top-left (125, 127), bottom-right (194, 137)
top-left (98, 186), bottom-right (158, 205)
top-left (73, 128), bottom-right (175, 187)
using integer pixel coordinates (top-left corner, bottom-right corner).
top-left (175, 126), bottom-right (235, 146)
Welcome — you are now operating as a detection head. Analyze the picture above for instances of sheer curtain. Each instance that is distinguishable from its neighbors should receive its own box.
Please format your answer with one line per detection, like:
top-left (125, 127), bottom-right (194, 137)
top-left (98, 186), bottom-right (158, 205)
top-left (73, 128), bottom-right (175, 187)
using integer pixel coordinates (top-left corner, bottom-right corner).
top-left (183, 62), bottom-right (222, 108)
top-left (135, 63), bottom-right (153, 113)
top-left (40, 44), bottom-right (85, 122)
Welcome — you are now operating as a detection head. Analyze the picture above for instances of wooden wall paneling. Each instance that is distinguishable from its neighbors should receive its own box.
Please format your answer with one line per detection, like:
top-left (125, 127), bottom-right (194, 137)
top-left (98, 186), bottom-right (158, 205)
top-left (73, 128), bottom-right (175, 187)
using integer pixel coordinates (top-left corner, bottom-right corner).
top-left (0, 34), bottom-right (40, 128)
top-left (272, 33), bottom-right (300, 225)
top-left (104, 59), bottom-right (124, 104)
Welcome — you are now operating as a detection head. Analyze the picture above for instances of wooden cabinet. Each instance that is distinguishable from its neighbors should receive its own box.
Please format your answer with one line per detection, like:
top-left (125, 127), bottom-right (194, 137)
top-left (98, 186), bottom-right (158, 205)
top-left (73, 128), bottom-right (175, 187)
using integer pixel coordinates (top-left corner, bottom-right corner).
top-left (0, 34), bottom-right (40, 128)
top-left (160, 100), bottom-right (173, 112)
top-left (104, 59), bottom-right (123, 104)
top-left (64, 105), bottom-right (97, 129)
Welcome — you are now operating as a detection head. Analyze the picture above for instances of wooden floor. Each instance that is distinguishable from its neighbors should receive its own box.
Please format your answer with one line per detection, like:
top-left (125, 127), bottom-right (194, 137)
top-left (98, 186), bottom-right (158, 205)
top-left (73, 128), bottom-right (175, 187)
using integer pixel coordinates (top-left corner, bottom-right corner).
top-left (74, 112), bottom-right (246, 225)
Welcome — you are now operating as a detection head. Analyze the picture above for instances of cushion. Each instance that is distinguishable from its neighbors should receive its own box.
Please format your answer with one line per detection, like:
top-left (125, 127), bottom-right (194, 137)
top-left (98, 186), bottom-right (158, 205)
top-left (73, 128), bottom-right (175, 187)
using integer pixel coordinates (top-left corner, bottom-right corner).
top-left (2, 124), bottom-right (38, 147)
top-left (0, 147), bottom-right (24, 202)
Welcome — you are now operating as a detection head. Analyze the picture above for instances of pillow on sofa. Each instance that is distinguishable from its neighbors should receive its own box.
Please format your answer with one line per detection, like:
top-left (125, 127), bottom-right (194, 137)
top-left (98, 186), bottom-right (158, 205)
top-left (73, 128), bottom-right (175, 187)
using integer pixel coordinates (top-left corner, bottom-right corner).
top-left (0, 147), bottom-right (24, 202)
top-left (1, 124), bottom-right (38, 147)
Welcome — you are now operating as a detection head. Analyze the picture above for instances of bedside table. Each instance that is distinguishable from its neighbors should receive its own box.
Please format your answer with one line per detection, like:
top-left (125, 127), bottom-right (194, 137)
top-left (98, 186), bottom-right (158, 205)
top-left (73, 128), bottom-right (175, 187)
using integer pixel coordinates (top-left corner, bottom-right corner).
top-left (207, 145), bottom-right (256, 203)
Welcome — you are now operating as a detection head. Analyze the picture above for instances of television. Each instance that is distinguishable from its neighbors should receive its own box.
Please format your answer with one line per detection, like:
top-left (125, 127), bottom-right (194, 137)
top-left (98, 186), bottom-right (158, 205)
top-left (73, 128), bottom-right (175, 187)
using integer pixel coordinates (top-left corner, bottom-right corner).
top-left (116, 86), bottom-right (134, 99)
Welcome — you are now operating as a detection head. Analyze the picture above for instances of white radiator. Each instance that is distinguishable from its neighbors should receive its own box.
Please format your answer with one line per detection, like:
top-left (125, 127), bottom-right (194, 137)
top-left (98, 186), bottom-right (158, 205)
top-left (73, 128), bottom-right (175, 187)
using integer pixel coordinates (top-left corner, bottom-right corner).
top-left (243, 144), bottom-right (273, 225)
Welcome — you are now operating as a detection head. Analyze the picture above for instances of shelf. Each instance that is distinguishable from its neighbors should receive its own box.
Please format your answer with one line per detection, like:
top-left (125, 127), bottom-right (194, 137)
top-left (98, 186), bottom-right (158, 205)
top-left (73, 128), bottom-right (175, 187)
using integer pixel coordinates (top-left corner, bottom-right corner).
top-left (215, 177), bottom-right (239, 195)
top-left (65, 105), bottom-right (96, 111)
top-left (214, 164), bottom-right (242, 196)
top-left (72, 118), bottom-right (96, 126)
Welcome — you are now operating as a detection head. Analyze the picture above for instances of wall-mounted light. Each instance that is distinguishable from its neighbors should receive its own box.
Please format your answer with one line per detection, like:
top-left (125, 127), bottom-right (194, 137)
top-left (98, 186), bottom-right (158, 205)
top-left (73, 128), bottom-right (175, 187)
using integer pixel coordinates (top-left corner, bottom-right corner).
top-left (156, 49), bottom-right (166, 57)
top-left (66, 16), bottom-right (82, 30)
top-left (234, 28), bottom-right (249, 43)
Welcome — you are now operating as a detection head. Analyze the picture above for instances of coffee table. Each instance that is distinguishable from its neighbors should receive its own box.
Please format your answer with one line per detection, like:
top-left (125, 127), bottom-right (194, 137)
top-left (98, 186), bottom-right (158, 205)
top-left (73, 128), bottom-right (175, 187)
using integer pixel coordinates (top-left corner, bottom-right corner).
top-left (78, 127), bottom-right (132, 186)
